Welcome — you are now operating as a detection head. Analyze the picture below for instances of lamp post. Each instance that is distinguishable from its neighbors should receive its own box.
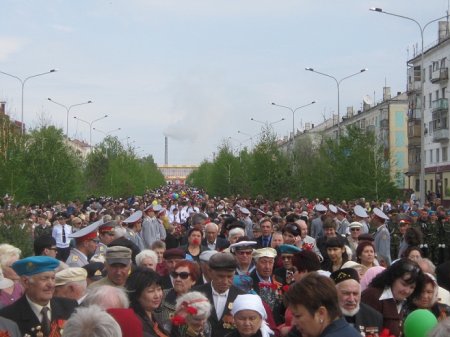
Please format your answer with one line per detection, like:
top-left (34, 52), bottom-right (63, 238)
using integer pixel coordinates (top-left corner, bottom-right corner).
top-left (93, 127), bottom-right (121, 137)
top-left (48, 98), bottom-right (92, 137)
top-left (251, 117), bottom-right (285, 127)
top-left (369, 8), bottom-right (447, 206)
top-left (0, 69), bottom-right (57, 134)
top-left (237, 130), bottom-right (254, 148)
top-left (305, 67), bottom-right (367, 141)
top-left (271, 101), bottom-right (316, 147)
top-left (73, 114), bottom-right (108, 147)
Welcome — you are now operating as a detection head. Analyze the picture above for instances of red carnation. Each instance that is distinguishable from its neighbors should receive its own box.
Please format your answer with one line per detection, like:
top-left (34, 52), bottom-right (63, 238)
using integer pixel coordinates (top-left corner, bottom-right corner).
top-left (171, 315), bottom-right (186, 326)
top-left (282, 285), bottom-right (290, 292)
top-left (186, 306), bottom-right (198, 315)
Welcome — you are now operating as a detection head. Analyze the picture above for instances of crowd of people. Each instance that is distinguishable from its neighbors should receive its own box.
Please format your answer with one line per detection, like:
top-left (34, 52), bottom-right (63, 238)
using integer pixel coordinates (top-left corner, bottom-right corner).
top-left (0, 186), bottom-right (450, 337)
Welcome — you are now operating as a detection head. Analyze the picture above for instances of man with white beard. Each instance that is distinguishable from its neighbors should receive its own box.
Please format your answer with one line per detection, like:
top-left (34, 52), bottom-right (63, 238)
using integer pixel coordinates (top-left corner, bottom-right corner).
top-left (330, 268), bottom-right (383, 336)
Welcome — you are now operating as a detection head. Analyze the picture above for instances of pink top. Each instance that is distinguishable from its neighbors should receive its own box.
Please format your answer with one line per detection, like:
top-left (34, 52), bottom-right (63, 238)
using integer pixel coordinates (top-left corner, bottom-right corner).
top-left (0, 282), bottom-right (24, 308)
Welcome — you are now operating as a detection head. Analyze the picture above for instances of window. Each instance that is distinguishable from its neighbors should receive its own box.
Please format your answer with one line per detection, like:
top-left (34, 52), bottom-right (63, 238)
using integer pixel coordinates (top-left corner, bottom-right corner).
top-left (436, 90), bottom-right (440, 100)
top-left (441, 57), bottom-right (447, 68)
top-left (443, 87), bottom-right (447, 99)
top-left (443, 147), bottom-right (448, 162)
top-left (431, 179), bottom-right (434, 192)
top-left (429, 93), bottom-right (432, 108)
top-left (423, 68), bottom-right (426, 83)
top-left (429, 65), bottom-right (433, 80)
top-left (425, 180), bottom-right (428, 192)
top-left (430, 150), bottom-right (433, 163)
top-left (423, 95), bottom-right (426, 108)
top-left (433, 61), bottom-right (440, 71)
top-left (416, 179), bottom-right (420, 191)
top-left (429, 121), bottom-right (433, 134)
top-left (437, 148), bottom-right (440, 163)
top-left (445, 178), bottom-right (448, 193)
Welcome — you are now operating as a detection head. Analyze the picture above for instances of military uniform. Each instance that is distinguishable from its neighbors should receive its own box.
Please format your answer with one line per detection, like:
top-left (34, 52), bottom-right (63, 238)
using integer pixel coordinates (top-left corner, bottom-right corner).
top-left (93, 242), bottom-right (107, 259)
top-left (125, 228), bottom-right (145, 250)
top-left (66, 248), bottom-right (89, 267)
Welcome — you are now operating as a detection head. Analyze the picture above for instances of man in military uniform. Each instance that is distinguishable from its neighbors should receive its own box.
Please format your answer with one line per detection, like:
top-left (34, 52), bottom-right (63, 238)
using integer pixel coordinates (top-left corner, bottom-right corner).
top-left (34, 213), bottom-right (52, 238)
top-left (89, 246), bottom-right (132, 288)
top-left (66, 220), bottom-right (102, 267)
top-left (371, 208), bottom-right (391, 265)
top-left (123, 210), bottom-right (145, 250)
top-left (94, 220), bottom-right (118, 260)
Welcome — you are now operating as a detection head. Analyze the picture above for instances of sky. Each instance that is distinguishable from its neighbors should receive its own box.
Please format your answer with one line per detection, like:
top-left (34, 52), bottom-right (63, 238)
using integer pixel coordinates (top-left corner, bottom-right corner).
top-left (1, 0), bottom-right (449, 165)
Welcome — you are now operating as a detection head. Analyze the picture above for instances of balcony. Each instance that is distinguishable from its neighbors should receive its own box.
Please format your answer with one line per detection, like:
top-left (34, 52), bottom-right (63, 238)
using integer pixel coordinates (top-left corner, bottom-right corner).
top-left (432, 128), bottom-right (450, 142)
top-left (407, 108), bottom-right (421, 120)
top-left (407, 80), bottom-right (421, 93)
top-left (432, 98), bottom-right (448, 113)
top-left (431, 68), bottom-right (449, 83)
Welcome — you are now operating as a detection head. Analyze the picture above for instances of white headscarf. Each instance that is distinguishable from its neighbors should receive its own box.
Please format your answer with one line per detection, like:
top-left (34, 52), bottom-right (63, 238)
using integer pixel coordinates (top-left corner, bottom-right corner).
top-left (231, 294), bottom-right (274, 337)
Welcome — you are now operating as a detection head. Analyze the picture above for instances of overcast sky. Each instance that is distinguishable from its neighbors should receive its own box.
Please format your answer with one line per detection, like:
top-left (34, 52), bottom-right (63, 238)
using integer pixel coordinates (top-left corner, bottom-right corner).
top-left (1, 0), bottom-right (448, 165)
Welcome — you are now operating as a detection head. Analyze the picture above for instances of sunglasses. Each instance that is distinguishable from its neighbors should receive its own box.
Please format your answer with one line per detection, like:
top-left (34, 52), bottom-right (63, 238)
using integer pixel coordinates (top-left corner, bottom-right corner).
top-left (171, 271), bottom-right (191, 280)
top-left (236, 250), bottom-right (253, 256)
top-left (48, 247), bottom-right (58, 251)
top-left (350, 228), bottom-right (361, 231)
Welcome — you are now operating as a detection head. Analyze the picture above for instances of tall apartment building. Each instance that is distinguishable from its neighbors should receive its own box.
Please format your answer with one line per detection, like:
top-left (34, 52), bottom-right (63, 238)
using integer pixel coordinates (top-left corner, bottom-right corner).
top-left (407, 21), bottom-right (450, 201)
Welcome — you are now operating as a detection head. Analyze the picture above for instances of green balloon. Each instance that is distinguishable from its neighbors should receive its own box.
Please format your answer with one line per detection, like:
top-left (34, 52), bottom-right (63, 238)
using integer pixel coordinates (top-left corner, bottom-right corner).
top-left (403, 309), bottom-right (438, 337)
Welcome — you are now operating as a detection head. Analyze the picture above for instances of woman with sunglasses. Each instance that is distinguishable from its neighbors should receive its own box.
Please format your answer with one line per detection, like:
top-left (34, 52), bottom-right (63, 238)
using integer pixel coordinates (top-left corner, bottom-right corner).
top-left (126, 267), bottom-right (169, 337)
top-left (156, 260), bottom-right (200, 323)
top-left (361, 259), bottom-right (425, 337)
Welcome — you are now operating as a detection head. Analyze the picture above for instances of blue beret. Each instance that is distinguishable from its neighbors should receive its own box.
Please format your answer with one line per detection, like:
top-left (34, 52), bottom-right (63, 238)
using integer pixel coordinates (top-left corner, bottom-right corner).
top-left (12, 256), bottom-right (60, 276)
top-left (279, 244), bottom-right (302, 254)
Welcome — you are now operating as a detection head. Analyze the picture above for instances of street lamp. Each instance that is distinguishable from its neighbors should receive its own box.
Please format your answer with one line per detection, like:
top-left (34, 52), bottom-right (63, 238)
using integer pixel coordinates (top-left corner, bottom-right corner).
top-left (73, 114), bottom-right (108, 147)
top-left (48, 98), bottom-right (92, 137)
top-left (271, 101), bottom-right (316, 146)
top-left (251, 117), bottom-right (286, 127)
top-left (0, 69), bottom-right (57, 134)
top-left (237, 130), bottom-right (254, 147)
top-left (93, 127), bottom-right (121, 137)
top-left (305, 67), bottom-right (367, 141)
top-left (369, 8), bottom-right (447, 207)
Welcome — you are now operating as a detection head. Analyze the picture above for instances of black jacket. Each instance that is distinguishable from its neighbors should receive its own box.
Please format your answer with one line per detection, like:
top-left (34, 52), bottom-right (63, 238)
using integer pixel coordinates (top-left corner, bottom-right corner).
top-left (193, 283), bottom-right (244, 336)
top-left (0, 295), bottom-right (77, 337)
top-left (201, 237), bottom-right (230, 251)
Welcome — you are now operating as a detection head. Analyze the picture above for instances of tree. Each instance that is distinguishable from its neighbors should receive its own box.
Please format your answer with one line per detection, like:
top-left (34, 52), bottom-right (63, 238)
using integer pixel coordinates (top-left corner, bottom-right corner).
top-left (20, 125), bottom-right (83, 203)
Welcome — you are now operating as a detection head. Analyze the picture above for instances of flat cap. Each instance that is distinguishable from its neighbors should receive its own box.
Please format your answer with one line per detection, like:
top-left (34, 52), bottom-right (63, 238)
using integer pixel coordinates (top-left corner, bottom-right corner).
top-left (163, 248), bottom-right (186, 260)
top-left (12, 256), bottom-right (60, 276)
top-left (105, 246), bottom-right (132, 265)
top-left (330, 268), bottom-right (360, 284)
top-left (279, 244), bottom-right (302, 254)
top-left (123, 210), bottom-right (142, 224)
top-left (253, 247), bottom-right (277, 260)
top-left (55, 267), bottom-right (87, 286)
top-left (354, 205), bottom-right (368, 218)
top-left (209, 252), bottom-right (237, 271)
top-left (358, 233), bottom-right (374, 242)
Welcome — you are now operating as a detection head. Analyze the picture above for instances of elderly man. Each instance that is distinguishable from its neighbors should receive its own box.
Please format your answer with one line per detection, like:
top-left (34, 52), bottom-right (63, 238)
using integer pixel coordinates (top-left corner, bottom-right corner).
top-left (194, 252), bottom-right (245, 336)
top-left (202, 222), bottom-right (229, 251)
top-left (274, 244), bottom-right (301, 286)
top-left (89, 246), bottom-right (132, 288)
top-left (0, 256), bottom-right (77, 337)
top-left (250, 247), bottom-right (285, 325)
top-left (198, 250), bottom-right (217, 285)
top-left (330, 268), bottom-right (383, 336)
top-left (54, 267), bottom-right (88, 304)
top-left (230, 240), bottom-right (257, 275)
top-left (296, 219), bottom-right (323, 261)
top-left (66, 220), bottom-right (102, 267)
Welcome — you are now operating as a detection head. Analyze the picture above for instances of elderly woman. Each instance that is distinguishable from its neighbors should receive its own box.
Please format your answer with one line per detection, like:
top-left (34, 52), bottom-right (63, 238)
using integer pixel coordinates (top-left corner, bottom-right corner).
top-left (155, 260), bottom-right (200, 323)
top-left (284, 272), bottom-right (360, 337)
top-left (126, 267), bottom-right (168, 337)
top-left (137, 250), bottom-right (159, 271)
top-left (0, 244), bottom-right (23, 307)
top-left (165, 291), bottom-right (212, 337)
top-left (361, 259), bottom-right (425, 337)
top-left (228, 294), bottom-right (274, 337)
top-left (407, 273), bottom-right (450, 320)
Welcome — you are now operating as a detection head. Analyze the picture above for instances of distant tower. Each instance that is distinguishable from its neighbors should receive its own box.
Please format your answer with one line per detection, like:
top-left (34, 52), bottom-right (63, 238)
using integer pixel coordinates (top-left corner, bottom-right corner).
top-left (165, 136), bottom-right (168, 165)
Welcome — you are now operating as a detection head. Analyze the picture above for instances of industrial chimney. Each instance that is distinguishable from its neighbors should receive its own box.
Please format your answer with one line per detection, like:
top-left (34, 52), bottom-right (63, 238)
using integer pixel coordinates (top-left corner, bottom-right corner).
top-left (164, 136), bottom-right (168, 165)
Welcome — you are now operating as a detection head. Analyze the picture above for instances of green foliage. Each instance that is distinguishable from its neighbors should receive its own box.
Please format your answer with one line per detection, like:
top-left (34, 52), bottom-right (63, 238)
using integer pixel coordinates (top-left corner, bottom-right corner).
top-left (187, 125), bottom-right (399, 201)
top-left (0, 214), bottom-right (33, 257)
